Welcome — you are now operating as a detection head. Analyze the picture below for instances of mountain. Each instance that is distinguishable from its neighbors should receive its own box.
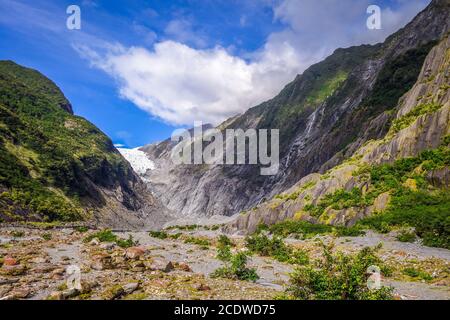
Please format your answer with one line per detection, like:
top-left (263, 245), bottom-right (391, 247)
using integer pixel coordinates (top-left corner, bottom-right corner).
top-left (0, 61), bottom-right (172, 229)
top-left (141, 0), bottom-right (450, 223)
top-left (227, 33), bottom-right (449, 247)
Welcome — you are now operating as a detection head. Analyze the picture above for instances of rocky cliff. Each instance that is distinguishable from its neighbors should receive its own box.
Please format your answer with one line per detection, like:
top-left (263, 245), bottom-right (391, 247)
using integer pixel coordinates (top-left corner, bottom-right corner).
top-left (0, 61), bottom-right (172, 229)
top-left (142, 0), bottom-right (450, 222)
top-left (227, 33), bottom-right (450, 236)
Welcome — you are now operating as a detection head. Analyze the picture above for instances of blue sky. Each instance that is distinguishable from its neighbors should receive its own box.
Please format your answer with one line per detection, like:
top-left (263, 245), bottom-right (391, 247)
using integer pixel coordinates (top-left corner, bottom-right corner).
top-left (0, 0), bottom-right (430, 148)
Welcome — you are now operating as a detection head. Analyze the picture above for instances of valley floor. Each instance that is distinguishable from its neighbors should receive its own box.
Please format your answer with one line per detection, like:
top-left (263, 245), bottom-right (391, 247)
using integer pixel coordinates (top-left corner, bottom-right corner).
top-left (0, 226), bottom-right (448, 300)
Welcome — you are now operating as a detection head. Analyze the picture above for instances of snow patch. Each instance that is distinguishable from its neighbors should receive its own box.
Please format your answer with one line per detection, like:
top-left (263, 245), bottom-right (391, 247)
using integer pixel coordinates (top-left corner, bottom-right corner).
top-left (118, 147), bottom-right (155, 175)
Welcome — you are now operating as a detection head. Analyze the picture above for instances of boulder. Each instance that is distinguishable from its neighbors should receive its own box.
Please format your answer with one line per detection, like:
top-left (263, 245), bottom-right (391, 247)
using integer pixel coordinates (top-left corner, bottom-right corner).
top-left (125, 247), bottom-right (146, 260)
top-left (3, 256), bottom-right (18, 266)
top-left (122, 282), bottom-right (139, 295)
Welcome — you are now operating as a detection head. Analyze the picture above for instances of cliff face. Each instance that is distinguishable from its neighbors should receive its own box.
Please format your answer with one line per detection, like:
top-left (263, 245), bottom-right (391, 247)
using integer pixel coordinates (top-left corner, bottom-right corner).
top-left (142, 0), bottom-right (450, 221)
top-left (227, 33), bottom-right (450, 234)
top-left (0, 61), bottom-right (172, 229)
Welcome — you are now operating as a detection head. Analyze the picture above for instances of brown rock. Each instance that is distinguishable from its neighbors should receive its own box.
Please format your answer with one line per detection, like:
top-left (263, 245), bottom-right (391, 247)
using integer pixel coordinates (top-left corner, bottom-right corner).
top-left (3, 256), bottom-right (18, 266)
top-left (0, 265), bottom-right (26, 276)
top-left (178, 262), bottom-right (192, 272)
top-left (125, 247), bottom-right (146, 260)
top-left (148, 258), bottom-right (174, 273)
top-left (10, 288), bottom-right (30, 299)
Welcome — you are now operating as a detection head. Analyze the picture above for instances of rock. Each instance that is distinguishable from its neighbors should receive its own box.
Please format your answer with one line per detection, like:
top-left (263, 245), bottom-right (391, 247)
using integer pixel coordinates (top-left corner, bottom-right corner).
top-left (122, 282), bottom-right (139, 295)
top-left (0, 265), bottom-right (26, 276)
top-left (91, 254), bottom-right (113, 270)
top-left (89, 238), bottom-right (100, 246)
top-left (51, 268), bottom-right (66, 276)
top-left (196, 284), bottom-right (211, 291)
top-left (100, 242), bottom-right (116, 250)
top-left (0, 277), bottom-right (19, 285)
top-left (426, 167), bottom-right (450, 187)
top-left (373, 192), bottom-right (391, 212)
top-left (148, 258), bottom-right (174, 273)
top-left (125, 247), bottom-right (146, 260)
top-left (62, 288), bottom-right (80, 299)
top-left (10, 288), bottom-right (30, 299)
top-left (178, 262), bottom-right (192, 272)
top-left (48, 291), bottom-right (63, 300)
top-left (31, 257), bottom-right (48, 264)
top-left (3, 256), bottom-right (18, 266)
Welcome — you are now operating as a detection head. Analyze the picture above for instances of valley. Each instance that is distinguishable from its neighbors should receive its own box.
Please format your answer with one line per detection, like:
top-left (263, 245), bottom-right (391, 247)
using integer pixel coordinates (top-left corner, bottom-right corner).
top-left (0, 0), bottom-right (449, 301)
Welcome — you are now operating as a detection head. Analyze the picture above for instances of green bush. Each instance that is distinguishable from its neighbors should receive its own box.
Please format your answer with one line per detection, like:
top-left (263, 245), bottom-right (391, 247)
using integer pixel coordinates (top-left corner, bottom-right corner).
top-left (83, 229), bottom-right (137, 248)
top-left (245, 233), bottom-right (310, 265)
top-left (149, 230), bottom-right (168, 239)
top-left (267, 220), bottom-right (333, 239)
top-left (42, 233), bottom-right (52, 241)
top-left (285, 244), bottom-right (394, 300)
top-left (396, 230), bottom-right (416, 243)
top-left (184, 236), bottom-right (211, 246)
top-left (402, 267), bottom-right (432, 281)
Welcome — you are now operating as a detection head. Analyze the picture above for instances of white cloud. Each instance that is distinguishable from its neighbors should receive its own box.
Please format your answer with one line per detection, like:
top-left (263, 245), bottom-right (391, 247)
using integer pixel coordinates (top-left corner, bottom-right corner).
top-left (76, 0), bottom-right (430, 126)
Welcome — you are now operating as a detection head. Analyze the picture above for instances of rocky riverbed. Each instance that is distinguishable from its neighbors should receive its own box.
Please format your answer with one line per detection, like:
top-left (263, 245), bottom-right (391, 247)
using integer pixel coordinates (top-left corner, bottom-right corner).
top-left (0, 225), bottom-right (448, 300)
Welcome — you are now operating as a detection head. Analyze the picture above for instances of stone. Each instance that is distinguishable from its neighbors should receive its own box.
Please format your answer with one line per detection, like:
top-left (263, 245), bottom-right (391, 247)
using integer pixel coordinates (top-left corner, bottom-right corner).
top-left (10, 288), bottom-right (30, 299)
top-left (0, 265), bottom-right (26, 276)
top-left (100, 242), bottom-right (116, 250)
top-left (91, 254), bottom-right (113, 270)
top-left (122, 282), bottom-right (139, 295)
top-left (373, 192), bottom-right (391, 213)
top-left (62, 288), bottom-right (80, 299)
top-left (125, 247), bottom-right (146, 260)
top-left (51, 268), bottom-right (66, 276)
top-left (196, 284), bottom-right (211, 291)
top-left (3, 256), bottom-right (18, 266)
top-left (48, 291), bottom-right (63, 300)
top-left (89, 238), bottom-right (100, 246)
top-left (31, 257), bottom-right (48, 264)
top-left (148, 258), bottom-right (174, 273)
top-left (178, 262), bottom-right (192, 272)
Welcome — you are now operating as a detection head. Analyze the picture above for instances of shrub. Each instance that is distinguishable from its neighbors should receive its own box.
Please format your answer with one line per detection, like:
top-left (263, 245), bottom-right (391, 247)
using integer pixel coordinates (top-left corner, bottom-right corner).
top-left (149, 230), bottom-right (168, 239)
top-left (75, 226), bottom-right (88, 233)
top-left (116, 235), bottom-right (137, 248)
top-left (42, 233), bottom-right (52, 241)
top-left (11, 230), bottom-right (24, 238)
top-left (245, 233), bottom-right (310, 265)
top-left (285, 244), bottom-right (394, 300)
top-left (184, 236), bottom-right (211, 246)
top-left (402, 267), bottom-right (432, 281)
top-left (211, 251), bottom-right (259, 282)
top-left (396, 230), bottom-right (416, 243)
top-left (83, 229), bottom-right (137, 248)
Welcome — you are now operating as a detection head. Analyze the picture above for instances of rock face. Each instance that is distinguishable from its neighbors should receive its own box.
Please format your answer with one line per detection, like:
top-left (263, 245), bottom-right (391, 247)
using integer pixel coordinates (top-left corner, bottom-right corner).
top-left (141, 0), bottom-right (450, 222)
top-left (226, 31), bottom-right (450, 233)
top-left (0, 61), bottom-right (172, 229)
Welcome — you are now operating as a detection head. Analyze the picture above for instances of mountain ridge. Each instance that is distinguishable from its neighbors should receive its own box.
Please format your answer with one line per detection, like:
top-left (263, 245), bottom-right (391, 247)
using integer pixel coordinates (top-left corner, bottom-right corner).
top-left (141, 0), bottom-right (450, 222)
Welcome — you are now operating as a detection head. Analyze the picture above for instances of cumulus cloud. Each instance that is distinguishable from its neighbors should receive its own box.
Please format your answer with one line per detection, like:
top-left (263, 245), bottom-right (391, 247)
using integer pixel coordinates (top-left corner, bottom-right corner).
top-left (76, 0), bottom-right (430, 126)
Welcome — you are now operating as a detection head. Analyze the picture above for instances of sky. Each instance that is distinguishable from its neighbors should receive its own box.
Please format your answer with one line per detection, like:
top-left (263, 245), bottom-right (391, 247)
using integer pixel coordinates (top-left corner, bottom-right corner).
top-left (0, 0), bottom-right (431, 148)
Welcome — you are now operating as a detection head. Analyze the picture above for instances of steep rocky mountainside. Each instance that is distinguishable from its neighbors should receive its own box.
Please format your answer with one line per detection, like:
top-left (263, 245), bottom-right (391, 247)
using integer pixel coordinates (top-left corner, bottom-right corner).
top-left (0, 61), bottom-right (172, 229)
top-left (142, 0), bottom-right (450, 220)
top-left (227, 33), bottom-right (450, 245)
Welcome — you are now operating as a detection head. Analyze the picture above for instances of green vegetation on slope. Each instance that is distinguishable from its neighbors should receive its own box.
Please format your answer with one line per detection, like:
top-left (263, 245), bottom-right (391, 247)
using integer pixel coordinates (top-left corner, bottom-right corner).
top-left (300, 143), bottom-right (450, 248)
top-left (0, 60), bottom-right (134, 222)
top-left (362, 41), bottom-right (437, 112)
